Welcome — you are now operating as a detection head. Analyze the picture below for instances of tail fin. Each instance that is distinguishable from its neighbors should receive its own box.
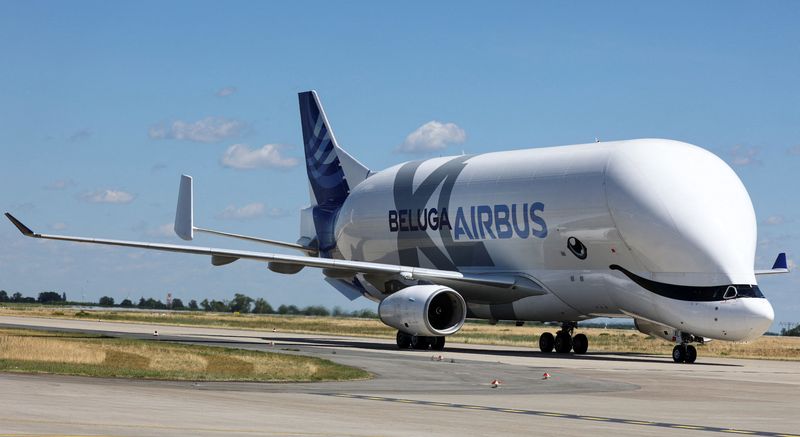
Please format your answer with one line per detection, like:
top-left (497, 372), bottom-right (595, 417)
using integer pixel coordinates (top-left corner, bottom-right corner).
top-left (298, 90), bottom-right (370, 255)
top-left (298, 91), bottom-right (369, 207)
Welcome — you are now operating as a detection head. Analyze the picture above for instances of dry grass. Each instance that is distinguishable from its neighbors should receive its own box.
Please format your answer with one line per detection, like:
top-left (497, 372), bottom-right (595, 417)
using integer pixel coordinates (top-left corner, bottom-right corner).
top-left (2, 304), bottom-right (799, 360)
top-left (0, 327), bottom-right (369, 381)
top-left (0, 334), bottom-right (106, 364)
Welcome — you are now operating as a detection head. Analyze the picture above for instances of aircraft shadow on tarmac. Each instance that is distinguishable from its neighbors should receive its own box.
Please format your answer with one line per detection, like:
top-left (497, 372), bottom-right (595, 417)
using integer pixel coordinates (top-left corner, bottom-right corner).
top-left (162, 332), bottom-right (739, 367)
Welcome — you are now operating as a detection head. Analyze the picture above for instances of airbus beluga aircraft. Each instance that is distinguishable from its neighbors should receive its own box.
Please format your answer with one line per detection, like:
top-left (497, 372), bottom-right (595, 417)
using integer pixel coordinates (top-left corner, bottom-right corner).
top-left (6, 91), bottom-right (788, 363)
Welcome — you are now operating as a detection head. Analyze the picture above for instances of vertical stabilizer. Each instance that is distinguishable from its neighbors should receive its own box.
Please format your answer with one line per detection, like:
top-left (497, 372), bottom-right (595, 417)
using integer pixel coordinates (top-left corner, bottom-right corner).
top-left (298, 91), bottom-right (369, 207)
top-left (298, 91), bottom-right (370, 255)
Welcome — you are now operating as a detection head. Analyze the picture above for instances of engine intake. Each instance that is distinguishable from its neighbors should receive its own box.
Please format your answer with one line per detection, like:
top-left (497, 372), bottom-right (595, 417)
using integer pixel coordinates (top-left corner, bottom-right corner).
top-left (378, 285), bottom-right (466, 336)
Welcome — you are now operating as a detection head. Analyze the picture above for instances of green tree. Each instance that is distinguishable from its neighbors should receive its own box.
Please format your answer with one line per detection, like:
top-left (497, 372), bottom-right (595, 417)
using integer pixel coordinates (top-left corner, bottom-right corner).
top-left (212, 300), bottom-right (228, 312)
top-left (171, 298), bottom-right (185, 310)
top-left (99, 296), bottom-right (115, 307)
top-left (351, 308), bottom-right (378, 318)
top-left (782, 325), bottom-right (800, 337)
top-left (11, 292), bottom-right (23, 302)
top-left (229, 293), bottom-right (254, 313)
top-left (188, 300), bottom-right (199, 310)
top-left (252, 298), bottom-right (273, 314)
top-left (120, 299), bottom-right (134, 307)
top-left (0, 290), bottom-right (9, 302)
top-left (303, 305), bottom-right (330, 316)
top-left (38, 291), bottom-right (63, 304)
top-left (201, 299), bottom-right (227, 312)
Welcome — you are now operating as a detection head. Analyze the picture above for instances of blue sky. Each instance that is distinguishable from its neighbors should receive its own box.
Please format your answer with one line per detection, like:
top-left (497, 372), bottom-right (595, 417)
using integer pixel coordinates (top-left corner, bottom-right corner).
top-left (1, 2), bottom-right (798, 328)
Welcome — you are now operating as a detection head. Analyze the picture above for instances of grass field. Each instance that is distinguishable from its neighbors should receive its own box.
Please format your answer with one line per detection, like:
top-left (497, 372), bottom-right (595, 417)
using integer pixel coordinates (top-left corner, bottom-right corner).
top-left (2, 304), bottom-right (799, 360)
top-left (0, 327), bottom-right (369, 381)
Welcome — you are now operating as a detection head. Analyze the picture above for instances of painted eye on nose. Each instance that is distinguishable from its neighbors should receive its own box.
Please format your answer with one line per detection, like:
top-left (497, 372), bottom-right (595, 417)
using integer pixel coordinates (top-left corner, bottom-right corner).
top-left (568, 237), bottom-right (587, 260)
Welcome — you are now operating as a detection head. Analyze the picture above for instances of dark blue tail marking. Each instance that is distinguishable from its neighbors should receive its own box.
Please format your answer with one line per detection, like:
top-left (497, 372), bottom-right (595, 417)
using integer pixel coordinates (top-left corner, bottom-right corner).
top-left (772, 252), bottom-right (787, 270)
top-left (299, 91), bottom-right (349, 208)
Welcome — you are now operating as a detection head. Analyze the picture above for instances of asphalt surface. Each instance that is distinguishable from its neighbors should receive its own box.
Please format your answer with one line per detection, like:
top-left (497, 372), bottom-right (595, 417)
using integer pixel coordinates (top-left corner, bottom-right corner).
top-left (0, 315), bottom-right (798, 437)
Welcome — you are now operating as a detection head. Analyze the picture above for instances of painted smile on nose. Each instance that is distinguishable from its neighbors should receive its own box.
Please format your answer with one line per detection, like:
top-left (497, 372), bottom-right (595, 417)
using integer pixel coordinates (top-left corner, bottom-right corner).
top-left (610, 265), bottom-right (765, 301)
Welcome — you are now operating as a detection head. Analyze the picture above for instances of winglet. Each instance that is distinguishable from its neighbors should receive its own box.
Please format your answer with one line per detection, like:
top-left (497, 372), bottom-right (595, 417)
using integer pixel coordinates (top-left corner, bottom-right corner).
top-left (772, 252), bottom-right (788, 270)
top-left (5, 213), bottom-right (35, 236)
top-left (174, 175), bottom-right (194, 241)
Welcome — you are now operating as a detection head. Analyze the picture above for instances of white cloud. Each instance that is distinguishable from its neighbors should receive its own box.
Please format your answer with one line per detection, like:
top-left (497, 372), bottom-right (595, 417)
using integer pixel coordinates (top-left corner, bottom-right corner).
top-left (729, 145), bottom-right (761, 167)
top-left (81, 189), bottom-right (135, 204)
top-left (219, 203), bottom-right (266, 220)
top-left (147, 223), bottom-right (175, 238)
top-left (132, 221), bottom-right (176, 239)
top-left (265, 207), bottom-right (289, 218)
top-left (149, 117), bottom-right (246, 143)
top-left (216, 86), bottom-right (238, 97)
top-left (396, 121), bottom-right (466, 154)
top-left (220, 144), bottom-right (299, 169)
top-left (763, 215), bottom-right (785, 226)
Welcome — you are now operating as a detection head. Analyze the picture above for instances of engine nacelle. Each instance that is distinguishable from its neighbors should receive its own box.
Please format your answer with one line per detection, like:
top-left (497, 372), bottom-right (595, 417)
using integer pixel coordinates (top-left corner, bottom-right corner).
top-left (634, 318), bottom-right (678, 342)
top-left (378, 285), bottom-right (466, 336)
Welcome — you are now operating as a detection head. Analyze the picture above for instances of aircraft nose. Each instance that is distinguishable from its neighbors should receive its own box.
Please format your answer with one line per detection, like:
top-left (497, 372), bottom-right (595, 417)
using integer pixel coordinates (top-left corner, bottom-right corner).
top-left (743, 298), bottom-right (775, 338)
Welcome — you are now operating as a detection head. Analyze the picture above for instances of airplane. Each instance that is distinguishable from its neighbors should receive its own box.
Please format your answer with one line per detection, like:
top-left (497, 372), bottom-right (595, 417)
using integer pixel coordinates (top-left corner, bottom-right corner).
top-left (5, 90), bottom-right (789, 364)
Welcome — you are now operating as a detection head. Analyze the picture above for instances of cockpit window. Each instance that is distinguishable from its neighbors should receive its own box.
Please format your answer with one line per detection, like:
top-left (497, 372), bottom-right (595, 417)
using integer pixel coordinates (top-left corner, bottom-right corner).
top-left (723, 286), bottom-right (738, 299)
top-left (736, 285), bottom-right (764, 298)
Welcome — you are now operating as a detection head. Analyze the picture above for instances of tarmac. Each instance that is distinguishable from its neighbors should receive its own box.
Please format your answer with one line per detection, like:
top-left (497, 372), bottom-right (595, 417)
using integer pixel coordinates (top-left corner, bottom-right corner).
top-left (0, 315), bottom-right (798, 437)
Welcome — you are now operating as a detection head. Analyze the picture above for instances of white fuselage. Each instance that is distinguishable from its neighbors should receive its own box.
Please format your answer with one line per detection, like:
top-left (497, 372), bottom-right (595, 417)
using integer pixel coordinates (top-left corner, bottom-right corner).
top-left (332, 139), bottom-right (774, 341)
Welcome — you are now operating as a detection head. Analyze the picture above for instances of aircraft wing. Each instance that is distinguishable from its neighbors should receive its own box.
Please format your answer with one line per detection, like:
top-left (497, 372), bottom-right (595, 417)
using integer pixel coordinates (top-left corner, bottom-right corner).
top-left (4, 213), bottom-right (545, 300)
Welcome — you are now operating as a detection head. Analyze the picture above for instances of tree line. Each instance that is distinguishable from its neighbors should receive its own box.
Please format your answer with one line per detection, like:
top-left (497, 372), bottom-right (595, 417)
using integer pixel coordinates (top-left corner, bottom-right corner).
top-left (781, 324), bottom-right (800, 337)
top-left (0, 290), bottom-right (377, 318)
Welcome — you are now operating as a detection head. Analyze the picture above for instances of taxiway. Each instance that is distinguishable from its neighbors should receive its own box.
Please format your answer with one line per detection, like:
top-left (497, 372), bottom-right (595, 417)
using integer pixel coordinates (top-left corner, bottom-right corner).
top-left (0, 315), bottom-right (798, 437)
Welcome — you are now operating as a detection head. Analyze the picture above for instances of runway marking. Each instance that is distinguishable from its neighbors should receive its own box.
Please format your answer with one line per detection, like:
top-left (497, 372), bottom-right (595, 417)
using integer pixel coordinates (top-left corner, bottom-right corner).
top-left (320, 393), bottom-right (794, 436)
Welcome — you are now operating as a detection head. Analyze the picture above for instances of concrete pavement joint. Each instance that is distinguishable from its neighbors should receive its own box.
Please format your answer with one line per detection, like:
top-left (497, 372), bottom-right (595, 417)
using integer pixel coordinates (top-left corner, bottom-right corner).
top-left (321, 393), bottom-right (798, 437)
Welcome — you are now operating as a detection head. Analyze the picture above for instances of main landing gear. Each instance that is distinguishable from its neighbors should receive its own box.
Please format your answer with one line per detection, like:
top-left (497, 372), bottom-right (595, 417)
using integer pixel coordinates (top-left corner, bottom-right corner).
top-left (672, 333), bottom-right (699, 364)
top-left (396, 331), bottom-right (446, 351)
top-left (538, 322), bottom-right (588, 354)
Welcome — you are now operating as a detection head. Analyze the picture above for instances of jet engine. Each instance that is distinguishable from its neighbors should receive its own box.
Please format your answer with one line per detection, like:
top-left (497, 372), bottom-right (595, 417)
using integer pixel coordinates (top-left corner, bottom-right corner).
top-left (634, 318), bottom-right (677, 342)
top-left (378, 285), bottom-right (467, 336)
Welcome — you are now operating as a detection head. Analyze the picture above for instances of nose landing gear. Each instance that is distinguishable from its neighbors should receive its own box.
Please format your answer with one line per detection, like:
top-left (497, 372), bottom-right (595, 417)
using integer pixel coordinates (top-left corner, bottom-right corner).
top-left (538, 322), bottom-right (588, 354)
top-left (672, 332), bottom-right (700, 363)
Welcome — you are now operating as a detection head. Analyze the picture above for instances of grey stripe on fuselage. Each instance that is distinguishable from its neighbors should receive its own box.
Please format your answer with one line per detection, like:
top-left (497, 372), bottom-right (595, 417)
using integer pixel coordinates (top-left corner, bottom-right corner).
top-left (392, 155), bottom-right (495, 271)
